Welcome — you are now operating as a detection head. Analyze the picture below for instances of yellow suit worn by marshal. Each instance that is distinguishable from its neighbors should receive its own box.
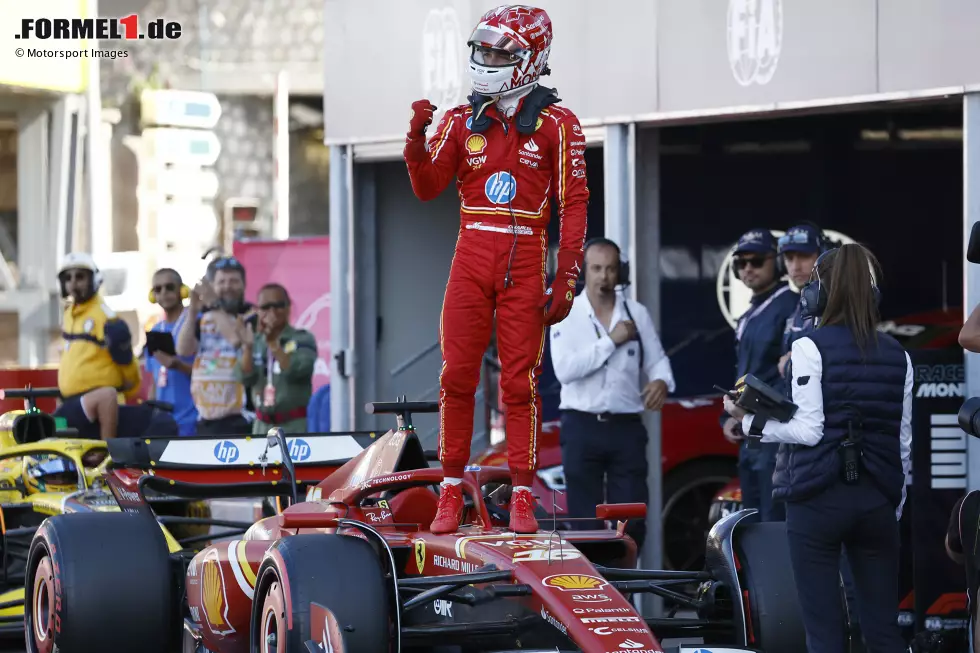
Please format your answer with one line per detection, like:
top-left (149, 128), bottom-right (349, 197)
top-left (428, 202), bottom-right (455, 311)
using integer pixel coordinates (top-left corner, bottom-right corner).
top-left (58, 295), bottom-right (141, 400)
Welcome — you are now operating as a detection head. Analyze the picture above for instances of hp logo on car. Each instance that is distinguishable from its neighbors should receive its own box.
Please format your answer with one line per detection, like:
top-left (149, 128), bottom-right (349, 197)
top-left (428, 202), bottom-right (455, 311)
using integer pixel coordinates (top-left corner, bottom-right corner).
top-left (288, 439), bottom-right (311, 462)
top-left (213, 440), bottom-right (240, 464)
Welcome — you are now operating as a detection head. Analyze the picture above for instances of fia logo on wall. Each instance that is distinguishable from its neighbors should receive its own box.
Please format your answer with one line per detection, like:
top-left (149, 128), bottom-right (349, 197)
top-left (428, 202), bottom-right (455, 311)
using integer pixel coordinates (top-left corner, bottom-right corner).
top-left (727, 0), bottom-right (784, 87)
top-left (422, 6), bottom-right (465, 125)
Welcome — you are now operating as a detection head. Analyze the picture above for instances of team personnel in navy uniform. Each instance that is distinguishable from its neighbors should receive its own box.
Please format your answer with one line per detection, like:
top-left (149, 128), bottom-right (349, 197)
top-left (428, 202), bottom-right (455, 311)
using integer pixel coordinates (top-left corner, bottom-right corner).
top-left (777, 223), bottom-right (840, 380)
top-left (724, 244), bottom-right (912, 653)
top-left (777, 223), bottom-right (866, 645)
top-left (721, 229), bottom-right (798, 522)
top-left (550, 238), bottom-right (676, 549)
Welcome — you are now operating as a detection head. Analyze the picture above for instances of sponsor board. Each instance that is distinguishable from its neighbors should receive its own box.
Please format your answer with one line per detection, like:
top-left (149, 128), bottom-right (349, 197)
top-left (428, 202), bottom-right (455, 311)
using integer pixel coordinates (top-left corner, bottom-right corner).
top-left (157, 436), bottom-right (364, 466)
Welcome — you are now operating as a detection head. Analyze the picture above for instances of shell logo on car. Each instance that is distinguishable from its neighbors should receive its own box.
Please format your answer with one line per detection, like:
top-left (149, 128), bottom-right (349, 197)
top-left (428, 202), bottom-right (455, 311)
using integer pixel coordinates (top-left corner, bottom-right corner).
top-left (542, 574), bottom-right (609, 591)
top-left (202, 548), bottom-right (234, 635)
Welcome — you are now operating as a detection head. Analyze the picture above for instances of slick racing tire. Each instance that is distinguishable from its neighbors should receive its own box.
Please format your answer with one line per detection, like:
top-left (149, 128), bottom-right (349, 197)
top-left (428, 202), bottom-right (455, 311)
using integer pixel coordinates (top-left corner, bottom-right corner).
top-left (251, 534), bottom-right (390, 653)
top-left (25, 513), bottom-right (173, 653)
top-left (734, 519), bottom-right (808, 652)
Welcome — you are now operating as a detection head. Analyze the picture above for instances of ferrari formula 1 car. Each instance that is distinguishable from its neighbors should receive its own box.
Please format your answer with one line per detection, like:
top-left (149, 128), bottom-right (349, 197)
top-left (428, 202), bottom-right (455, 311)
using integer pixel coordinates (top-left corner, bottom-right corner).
top-left (25, 400), bottom-right (806, 653)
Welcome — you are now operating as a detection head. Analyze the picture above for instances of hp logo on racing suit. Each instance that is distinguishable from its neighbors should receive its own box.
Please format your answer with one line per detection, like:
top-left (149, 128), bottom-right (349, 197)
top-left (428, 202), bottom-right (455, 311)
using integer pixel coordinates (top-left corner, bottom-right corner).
top-left (484, 172), bottom-right (517, 205)
top-left (288, 439), bottom-right (311, 462)
top-left (213, 440), bottom-right (240, 463)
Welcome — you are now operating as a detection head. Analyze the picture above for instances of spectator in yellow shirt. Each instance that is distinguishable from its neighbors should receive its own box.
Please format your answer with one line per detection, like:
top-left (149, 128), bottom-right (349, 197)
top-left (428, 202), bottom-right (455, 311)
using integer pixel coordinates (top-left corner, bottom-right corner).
top-left (54, 253), bottom-right (143, 439)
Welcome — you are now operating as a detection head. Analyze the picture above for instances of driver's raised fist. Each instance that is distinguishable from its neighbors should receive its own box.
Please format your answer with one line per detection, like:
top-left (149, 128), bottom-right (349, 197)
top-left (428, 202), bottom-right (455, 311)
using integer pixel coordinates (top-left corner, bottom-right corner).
top-left (408, 100), bottom-right (437, 139)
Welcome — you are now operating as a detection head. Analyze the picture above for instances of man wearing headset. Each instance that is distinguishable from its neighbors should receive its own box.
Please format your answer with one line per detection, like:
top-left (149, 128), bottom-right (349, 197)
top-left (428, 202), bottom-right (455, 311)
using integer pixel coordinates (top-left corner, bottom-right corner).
top-left (549, 238), bottom-right (676, 549)
top-left (145, 268), bottom-right (198, 436)
top-left (55, 252), bottom-right (143, 439)
top-left (721, 229), bottom-right (798, 522)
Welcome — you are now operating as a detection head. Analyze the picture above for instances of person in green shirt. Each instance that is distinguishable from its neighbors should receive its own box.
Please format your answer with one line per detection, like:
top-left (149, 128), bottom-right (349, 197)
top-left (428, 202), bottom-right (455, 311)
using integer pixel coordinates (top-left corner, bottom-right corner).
top-left (234, 283), bottom-right (318, 435)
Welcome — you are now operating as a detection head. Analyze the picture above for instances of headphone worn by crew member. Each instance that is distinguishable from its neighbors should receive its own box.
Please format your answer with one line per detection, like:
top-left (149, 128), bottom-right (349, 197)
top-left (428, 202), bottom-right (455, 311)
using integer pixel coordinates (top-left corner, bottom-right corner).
top-left (148, 268), bottom-right (191, 304)
top-left (799, 248), bottom-right (881, 319)
top-left (581, 237), bottom-right (631, 287)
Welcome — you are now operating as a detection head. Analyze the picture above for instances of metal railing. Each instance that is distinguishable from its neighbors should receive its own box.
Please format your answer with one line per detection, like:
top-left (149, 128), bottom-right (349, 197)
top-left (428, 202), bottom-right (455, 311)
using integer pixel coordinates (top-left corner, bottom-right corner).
top-left (387, 339), bottom-right (494, 451)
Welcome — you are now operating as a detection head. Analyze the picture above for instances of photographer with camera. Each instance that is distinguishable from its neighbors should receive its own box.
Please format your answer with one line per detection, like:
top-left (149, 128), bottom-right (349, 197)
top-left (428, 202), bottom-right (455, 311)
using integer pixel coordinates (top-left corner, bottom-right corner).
top-left (723, 244), bottom-right (912, 653)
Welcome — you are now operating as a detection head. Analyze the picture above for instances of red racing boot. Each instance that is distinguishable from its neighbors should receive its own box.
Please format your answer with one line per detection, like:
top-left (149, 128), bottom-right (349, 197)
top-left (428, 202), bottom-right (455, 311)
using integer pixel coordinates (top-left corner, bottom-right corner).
top-left (430, 483), bottom-right (465, 534)
top-left (509, 488), bottom-right (539, 534)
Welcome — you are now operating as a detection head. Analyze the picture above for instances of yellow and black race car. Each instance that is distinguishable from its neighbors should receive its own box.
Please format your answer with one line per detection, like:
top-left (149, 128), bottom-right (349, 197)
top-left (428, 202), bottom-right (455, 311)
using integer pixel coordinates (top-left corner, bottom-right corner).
top-left (0, 387), bottom-right (221, 636)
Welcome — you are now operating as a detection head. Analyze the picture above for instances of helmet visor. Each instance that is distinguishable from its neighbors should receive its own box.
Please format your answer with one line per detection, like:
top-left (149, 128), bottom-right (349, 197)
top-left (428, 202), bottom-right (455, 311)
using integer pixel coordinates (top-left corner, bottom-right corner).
top-left (468, 28), bottom-right (527, 65)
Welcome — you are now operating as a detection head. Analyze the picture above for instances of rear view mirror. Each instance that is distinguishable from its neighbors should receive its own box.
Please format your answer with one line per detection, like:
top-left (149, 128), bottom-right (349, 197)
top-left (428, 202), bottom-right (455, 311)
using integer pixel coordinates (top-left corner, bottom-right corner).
top-left (596, 503), bottom-right (647, 521)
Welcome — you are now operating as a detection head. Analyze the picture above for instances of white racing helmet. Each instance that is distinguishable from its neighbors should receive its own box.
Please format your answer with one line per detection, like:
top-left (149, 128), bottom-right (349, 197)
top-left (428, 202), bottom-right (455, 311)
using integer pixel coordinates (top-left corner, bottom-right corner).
top-left (467, 5), bottom-right (554, 98)
top-left (58, 252), bottom-right (103, 299)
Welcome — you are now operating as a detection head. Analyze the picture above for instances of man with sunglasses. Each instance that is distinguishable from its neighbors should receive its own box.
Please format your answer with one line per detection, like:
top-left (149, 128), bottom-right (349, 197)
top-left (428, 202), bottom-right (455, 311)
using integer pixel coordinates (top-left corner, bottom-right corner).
top-left (176, 256), bottom-right (254, 435)
top-left (54, 252), bottom-right (144, 439)
top-left (234, 283), bottom-right (318, 435)
top-left (145, 268), bottom-right (198, 435)
top-left (721, 229), bottom-right (798, 522)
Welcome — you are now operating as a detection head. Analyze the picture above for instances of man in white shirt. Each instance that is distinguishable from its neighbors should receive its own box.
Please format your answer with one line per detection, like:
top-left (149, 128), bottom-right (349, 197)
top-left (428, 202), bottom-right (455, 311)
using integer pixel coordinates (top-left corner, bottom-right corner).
top-left (550, 238), bottom-right (676, 548)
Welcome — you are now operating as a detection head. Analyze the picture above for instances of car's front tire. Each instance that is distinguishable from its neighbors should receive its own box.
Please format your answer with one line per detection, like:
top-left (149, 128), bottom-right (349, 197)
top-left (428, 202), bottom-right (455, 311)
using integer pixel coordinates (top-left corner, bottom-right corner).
top-left (250, 534), bottom-right (391, 653)
top-left (25, 513), bottom-right (174, 653)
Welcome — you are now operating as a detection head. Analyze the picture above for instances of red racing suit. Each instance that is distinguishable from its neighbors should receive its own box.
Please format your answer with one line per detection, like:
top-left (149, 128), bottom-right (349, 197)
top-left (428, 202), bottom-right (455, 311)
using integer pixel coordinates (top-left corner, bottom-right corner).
top-left (404, 97), bottom-right (589, 486)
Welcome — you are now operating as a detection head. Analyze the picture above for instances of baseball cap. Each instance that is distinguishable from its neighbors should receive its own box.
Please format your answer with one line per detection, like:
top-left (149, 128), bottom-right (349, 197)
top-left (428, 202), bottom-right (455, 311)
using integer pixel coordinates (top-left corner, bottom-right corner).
top-left (778, 225), bottom-right (821, 254)
top-left (734, 229), bottom-right (777, 256)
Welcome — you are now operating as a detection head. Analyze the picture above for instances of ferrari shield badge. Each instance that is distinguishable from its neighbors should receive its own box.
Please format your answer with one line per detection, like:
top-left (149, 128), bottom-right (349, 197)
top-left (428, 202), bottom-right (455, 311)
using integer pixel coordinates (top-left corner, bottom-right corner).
top-left (414, 540), bottom-right (425, 574)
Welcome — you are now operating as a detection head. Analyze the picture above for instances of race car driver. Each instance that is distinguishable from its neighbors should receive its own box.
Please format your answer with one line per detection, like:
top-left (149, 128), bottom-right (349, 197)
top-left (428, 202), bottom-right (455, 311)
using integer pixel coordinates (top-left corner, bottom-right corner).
top-left (55, 252), bottom-right (142, 439)
top-left (404, 5), bottom-right (589, 534)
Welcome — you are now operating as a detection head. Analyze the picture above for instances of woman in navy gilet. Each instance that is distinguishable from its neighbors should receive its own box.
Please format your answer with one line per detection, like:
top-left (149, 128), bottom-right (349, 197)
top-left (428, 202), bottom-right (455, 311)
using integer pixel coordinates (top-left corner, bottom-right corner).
top-left (724, 244), bottom-right (912, 653)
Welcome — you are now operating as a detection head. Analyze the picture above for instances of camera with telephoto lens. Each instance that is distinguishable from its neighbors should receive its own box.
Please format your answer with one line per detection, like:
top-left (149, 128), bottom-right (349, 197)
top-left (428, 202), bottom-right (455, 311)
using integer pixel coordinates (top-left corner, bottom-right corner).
top-left (716, 374), bottom-right (799, 448)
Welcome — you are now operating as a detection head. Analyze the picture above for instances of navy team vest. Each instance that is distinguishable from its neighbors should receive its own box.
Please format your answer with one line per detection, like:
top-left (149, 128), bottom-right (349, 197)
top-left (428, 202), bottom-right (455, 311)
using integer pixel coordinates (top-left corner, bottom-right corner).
top-left (772, 324), bottom-right (907, 506)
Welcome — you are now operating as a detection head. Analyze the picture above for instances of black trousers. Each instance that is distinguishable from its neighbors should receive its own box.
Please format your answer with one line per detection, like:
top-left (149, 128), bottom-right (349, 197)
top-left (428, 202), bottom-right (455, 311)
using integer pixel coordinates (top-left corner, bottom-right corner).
top-left (785, 476), bottom-right (904, 653)
top-left (560, 409), bottom-right (648, 548)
